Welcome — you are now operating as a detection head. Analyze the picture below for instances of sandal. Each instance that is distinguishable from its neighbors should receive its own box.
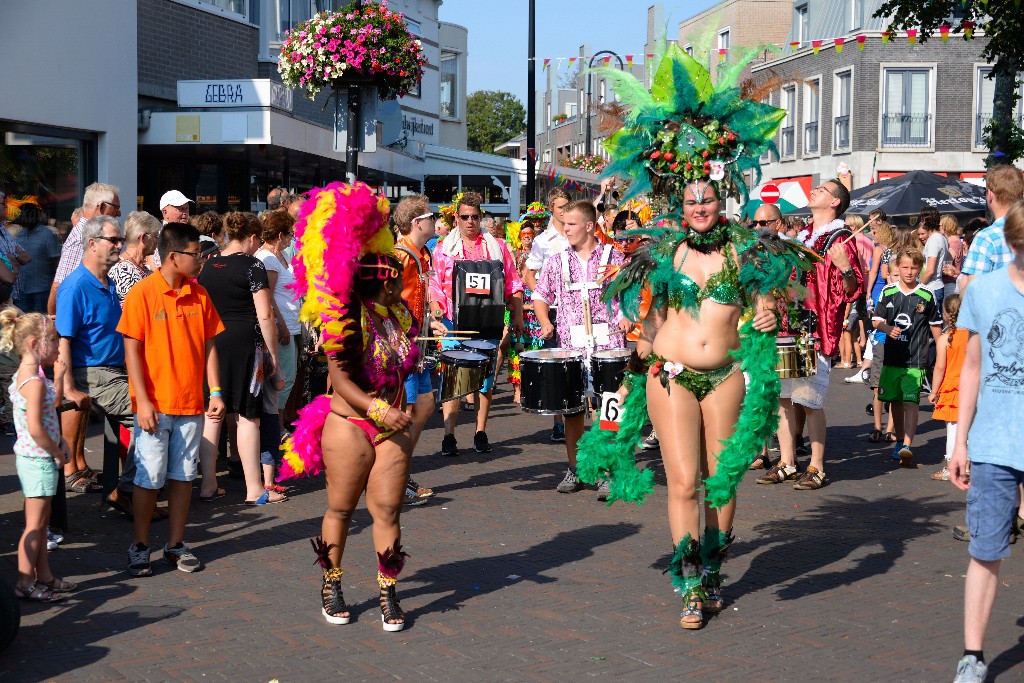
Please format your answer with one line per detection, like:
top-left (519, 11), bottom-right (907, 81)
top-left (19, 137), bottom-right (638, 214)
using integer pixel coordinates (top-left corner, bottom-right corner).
top-left (868, 429), bottom-right (884, 443)
top-left (756, 463), bottom-right (798, 485)
top-left (66, 471), bottom-right (103, 494)
top-left (884, 432), bottom-right (897, 442)
top-left (749, 456), bottom-right (768, 470)
top-left (264, 484), bottom-right (288, 495)
top-left (679, 587), bottom-right (704, 630)
top-left (379, 583), bottom-right (405, 632)
top-left (199, 488), bottom-right (226, 502)
top-left (321, 568), bottom-right (350, 625)
top-left (38, 576), bottom-right (77, 593)
top-left (15, 582), bottom-right (64, 602)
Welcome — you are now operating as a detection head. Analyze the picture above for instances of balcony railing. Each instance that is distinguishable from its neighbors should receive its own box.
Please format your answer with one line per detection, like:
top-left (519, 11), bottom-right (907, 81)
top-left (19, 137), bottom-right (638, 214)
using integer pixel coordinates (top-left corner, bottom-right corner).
top-left (804, 121), bottom-right (819, 154)
top-left (834, 114), bottom-right (850, 149)
top-left (780, 125), bottom-right (795, 157)
top-left (976, 114), bottom-right (992, 147)
top-left (881, 113), bottom-right (932, 147)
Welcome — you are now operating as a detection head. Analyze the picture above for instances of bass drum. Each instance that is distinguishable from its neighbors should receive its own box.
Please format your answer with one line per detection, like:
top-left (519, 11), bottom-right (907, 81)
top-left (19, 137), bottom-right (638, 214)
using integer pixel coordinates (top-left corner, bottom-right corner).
top-left (520, 349), bottom-right (586, 415)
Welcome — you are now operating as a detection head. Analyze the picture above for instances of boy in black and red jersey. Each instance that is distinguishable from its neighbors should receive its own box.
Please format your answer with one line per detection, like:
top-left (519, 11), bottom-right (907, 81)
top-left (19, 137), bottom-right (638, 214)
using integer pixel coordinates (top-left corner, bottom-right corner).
top-left (872, 247), bottom-right (943, 467)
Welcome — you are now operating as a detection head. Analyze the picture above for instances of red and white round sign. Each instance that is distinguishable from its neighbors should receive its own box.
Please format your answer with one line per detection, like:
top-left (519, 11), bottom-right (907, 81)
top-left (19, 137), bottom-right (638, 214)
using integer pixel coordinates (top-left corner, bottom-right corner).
top-left (760, 183), bottom-right (780, 204)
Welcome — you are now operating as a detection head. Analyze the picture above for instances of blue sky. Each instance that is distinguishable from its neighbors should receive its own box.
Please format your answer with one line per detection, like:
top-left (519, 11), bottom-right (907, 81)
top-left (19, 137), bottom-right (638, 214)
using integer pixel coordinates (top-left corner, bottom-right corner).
top-left (437, 1), bottom-right (719, 104)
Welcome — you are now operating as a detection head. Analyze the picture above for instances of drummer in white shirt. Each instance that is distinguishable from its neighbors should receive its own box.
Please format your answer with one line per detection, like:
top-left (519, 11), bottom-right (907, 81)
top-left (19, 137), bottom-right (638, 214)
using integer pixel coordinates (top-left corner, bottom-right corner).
top-left (524, 189), bottom-right (571, 442)
top-left (533, 200), bottom-right (631, 499)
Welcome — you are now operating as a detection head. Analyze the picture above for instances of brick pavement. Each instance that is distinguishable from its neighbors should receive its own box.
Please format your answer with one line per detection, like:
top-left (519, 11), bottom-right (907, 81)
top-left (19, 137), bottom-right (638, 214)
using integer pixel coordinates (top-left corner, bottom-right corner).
top-left (2, 372), bottom-right (1023, 682)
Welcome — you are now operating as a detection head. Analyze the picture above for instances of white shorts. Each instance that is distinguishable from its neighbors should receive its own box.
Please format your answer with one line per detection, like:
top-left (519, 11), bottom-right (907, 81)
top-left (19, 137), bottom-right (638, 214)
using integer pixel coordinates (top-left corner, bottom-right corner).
top-left (780, 353), bottom-right (832, 410)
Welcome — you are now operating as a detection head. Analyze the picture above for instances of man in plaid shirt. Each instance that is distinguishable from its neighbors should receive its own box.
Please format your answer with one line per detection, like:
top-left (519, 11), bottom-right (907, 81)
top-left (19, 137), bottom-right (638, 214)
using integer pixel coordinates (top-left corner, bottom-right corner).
top-left (961, 166), bottom-right (1024, 287)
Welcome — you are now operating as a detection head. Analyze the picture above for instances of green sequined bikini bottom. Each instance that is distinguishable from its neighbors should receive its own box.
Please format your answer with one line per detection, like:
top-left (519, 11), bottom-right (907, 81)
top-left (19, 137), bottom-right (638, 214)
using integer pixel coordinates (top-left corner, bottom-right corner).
top-left (646, 353), bottom-right (740, 401)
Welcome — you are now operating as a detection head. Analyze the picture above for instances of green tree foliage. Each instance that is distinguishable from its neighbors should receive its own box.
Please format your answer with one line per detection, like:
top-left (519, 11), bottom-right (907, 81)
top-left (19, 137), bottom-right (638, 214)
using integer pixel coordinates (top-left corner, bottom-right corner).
top-left (874, 0), bottom-right (1023, 165)
top-left (466, 90), bottom-right (526, 153)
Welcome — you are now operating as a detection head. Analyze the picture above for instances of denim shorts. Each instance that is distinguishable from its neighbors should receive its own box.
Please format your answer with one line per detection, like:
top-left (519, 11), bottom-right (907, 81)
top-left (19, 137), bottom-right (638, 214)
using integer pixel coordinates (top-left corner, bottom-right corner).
top-left (133, 413), bottom-right (203, 489)
top-left (404, 367), bottom-right (434, 399)
top-left (966, 461), bottom-right (1024, 562)
top-left (17, 455), bottom-right (59, 498)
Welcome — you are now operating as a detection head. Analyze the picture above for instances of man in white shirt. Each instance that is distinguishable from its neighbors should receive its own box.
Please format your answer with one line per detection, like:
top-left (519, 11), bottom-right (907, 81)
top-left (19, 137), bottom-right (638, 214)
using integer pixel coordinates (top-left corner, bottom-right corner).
top-left (523, 188), bottom-right (571, 442)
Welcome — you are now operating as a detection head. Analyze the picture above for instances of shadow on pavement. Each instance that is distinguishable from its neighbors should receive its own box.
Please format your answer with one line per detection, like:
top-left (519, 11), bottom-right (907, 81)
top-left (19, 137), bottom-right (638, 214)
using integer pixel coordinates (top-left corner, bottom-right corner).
top-left (397, 522), bottom-right (642, 617)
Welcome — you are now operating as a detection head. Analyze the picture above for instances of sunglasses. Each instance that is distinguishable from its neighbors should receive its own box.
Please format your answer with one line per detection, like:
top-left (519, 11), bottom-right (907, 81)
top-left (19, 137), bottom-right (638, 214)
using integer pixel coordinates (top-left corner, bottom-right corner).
top-left (94, 235), bottom-right (125, 247)
top-left (751, 219), bottom-right (780, 227)
top-left (459, 214), bottom-right (480, 221)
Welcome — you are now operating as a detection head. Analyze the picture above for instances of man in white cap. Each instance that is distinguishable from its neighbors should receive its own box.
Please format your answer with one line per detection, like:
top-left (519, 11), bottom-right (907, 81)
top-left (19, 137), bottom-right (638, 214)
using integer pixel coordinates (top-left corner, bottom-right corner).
top-left (159, 190), bottom-right (193, 224)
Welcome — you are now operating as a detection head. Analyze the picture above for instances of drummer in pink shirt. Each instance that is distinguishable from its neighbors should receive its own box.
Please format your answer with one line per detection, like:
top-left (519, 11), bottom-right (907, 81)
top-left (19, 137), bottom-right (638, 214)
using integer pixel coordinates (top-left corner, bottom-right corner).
top-left (428, 192), bottom-right (524, 457)
top-left (533, 200), bottom-right (631, 497)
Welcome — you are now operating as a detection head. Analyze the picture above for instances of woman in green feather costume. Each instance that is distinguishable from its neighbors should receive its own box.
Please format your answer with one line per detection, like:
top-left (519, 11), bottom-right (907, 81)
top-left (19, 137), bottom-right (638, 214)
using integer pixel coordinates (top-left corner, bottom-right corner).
top-left (574, 43), bottom-right (818, 631)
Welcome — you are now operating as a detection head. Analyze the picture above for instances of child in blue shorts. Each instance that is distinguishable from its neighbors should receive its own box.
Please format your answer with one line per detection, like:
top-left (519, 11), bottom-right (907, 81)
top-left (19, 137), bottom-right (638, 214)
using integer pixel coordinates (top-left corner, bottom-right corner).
top-left (949, 198), bottom-right (1024, 682)
top-left (1, 308), bottom-right (76, 602)
top-left (871, 247), bottom-right (942, 467)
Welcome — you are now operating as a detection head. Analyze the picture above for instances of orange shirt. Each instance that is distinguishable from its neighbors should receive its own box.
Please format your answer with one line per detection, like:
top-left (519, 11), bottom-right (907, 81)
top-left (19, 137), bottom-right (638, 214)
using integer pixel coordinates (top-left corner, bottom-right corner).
top-left (395, 235), bottom-right (430, 325)
top-left (117, 271), bottom-right (225, 415)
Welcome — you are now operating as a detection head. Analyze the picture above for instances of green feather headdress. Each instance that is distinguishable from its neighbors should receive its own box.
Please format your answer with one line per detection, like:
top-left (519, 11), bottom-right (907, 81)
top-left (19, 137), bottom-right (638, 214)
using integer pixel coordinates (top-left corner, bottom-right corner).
top-left (597, 43), bottom-right (786, 212)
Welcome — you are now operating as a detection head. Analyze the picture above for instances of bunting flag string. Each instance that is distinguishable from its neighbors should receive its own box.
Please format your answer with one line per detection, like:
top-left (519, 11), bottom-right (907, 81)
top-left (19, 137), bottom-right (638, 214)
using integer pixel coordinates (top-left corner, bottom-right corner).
top-left (834, 37), bottom-right (844, 54)
top-left (811, 39), bottom-right (822, 55)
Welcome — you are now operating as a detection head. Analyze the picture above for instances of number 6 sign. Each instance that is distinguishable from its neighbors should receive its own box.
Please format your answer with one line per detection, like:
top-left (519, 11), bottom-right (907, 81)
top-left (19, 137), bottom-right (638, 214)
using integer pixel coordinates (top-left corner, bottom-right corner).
top-left (599, 392), bottom-right (623, 432)
top-left (465, 272), bottom-right (492, 295)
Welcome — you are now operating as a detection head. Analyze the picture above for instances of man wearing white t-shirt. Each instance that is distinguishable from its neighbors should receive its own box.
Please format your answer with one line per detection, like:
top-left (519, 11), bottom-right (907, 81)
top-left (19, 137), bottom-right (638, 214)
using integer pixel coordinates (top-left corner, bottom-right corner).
top-left (917, 205), bottom-right (948, 310)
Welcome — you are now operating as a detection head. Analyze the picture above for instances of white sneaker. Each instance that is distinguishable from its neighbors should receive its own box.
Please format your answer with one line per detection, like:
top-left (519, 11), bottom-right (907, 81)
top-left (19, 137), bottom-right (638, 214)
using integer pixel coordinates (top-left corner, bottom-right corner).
top-left (844, 369), bottom-right (868, 384)
top-left (953, 655), bottom-right (987, 683)
top-left (640, 431), bottom-right (660, 450)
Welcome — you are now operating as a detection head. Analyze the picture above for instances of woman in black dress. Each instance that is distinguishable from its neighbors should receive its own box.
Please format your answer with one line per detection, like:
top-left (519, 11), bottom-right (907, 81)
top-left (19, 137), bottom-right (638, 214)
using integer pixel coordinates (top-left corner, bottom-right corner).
top-left (198, 212), bottom-right (283, 504)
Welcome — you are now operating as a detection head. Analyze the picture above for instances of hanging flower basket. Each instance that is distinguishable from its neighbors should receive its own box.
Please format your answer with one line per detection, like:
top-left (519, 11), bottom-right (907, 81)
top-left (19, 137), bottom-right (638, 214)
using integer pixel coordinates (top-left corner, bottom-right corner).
top-left (277, 1), bottom-right (426, 101)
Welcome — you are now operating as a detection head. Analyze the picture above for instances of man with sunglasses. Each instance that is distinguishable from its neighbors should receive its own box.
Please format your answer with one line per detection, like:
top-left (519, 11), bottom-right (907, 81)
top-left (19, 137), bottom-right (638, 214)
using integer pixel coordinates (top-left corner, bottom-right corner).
top-left (751, 203), bottom-right (785, 235)
top-left (56, 215), bottom-right (140, 509)
top-left (429, 192), bottom-right (524, 456)
top-left (761, 178), bottom-right (863, 491)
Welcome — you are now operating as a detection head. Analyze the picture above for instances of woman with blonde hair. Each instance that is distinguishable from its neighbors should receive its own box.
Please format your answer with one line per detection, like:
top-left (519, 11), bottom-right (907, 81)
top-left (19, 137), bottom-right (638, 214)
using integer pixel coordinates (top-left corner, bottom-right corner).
top-left (941, 214), bottom-right (965, 297)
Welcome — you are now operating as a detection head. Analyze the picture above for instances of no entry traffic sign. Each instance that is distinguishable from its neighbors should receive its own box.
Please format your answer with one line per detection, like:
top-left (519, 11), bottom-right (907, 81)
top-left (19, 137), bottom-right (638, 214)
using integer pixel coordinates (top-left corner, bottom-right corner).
top-left (760, 183), bottom-right (780, 204)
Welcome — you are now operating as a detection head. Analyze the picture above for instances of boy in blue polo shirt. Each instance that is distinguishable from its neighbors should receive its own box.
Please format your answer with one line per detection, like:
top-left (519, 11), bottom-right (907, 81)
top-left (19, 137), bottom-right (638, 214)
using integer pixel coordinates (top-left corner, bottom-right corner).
top-left (871, 247), bottom-right (943, 467)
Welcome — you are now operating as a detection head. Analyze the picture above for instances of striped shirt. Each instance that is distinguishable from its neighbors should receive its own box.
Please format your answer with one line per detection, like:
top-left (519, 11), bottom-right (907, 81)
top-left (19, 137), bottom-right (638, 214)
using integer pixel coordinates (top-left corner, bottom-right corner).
top-left (54, 216), bottom-right (86, 285)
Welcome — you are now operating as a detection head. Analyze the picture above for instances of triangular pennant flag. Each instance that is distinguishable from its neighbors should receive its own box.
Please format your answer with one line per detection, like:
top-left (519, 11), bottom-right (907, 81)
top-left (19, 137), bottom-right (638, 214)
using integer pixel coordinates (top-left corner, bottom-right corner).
top-left (790, 40), bottom-right (801, 50)
top-left (626, 54), bottom-right (633, 69)
top-left (603, 55), bottom-right (612, 65)
top-left (939, 24), bottom-right (950, 42)
top-left (963, 21), bottom-right (975, 39)
top-left (906, 29), bottom-right (918, 45)
top-left (881, 31), bottom-right (892, 44)
top-left (718, 48), bottom-right (727, 61)
top-left (568, 56), bottom-right (577, 68)
top-left (645, 53), bottom-right (654, 58)
top-left (981, 0), bottom-right (990, 6)
top-left (834, 37), bottom-right (845, 54)
top-left (857, 35), bottom-right (866, 50)
top-left (542, 58), bottom-right (550, 70)
top-left (811, 39), bottom-right (822, 55)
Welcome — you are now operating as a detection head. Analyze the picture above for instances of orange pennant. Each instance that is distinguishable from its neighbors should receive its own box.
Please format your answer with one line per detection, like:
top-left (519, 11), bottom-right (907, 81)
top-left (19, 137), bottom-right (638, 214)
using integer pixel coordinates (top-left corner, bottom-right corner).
top-left (790, 41), bottom-right (801, 50)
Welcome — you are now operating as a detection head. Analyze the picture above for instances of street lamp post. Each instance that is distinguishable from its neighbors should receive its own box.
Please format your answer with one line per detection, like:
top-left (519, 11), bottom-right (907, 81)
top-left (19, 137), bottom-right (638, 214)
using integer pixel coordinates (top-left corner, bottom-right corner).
top-left (526, 0), bottom-right (536, 204)
top-left (584, 50), bottom-right (624, 157)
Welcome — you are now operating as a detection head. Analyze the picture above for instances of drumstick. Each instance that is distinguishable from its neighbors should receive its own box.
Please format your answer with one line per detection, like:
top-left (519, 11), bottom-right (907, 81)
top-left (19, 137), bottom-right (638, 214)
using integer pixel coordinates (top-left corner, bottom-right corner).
top-left (416, 336), bottom-right (472, 341)
top-left (839, 223), bottom-right (870, 246)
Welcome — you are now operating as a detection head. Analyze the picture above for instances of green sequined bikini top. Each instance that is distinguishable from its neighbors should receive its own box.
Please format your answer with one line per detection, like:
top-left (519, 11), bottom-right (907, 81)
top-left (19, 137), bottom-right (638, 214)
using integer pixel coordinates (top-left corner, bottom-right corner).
top-left (667, 242), bottom-right (743, 314)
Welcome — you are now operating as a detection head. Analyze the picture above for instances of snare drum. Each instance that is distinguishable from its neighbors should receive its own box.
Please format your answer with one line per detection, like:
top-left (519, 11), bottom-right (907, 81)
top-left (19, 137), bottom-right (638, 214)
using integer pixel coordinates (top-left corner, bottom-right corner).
top-left (520, 349), bottom-right (586, 415)
top-left (776, 336), bottom-right (819, 378)
top-left (460, 340), bottom-right (498, 377)
top-left (438, 350), bottom-right (489, 402)
top-left (591, 348), bottom-right (632, 397)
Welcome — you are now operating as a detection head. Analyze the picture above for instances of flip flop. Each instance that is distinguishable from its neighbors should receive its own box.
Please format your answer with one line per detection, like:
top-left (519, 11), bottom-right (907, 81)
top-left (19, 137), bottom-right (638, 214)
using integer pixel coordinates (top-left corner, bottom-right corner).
top-left (244, 490), bottom-right (287, 505)
top-left (199, 488), bottom-right (227, 502)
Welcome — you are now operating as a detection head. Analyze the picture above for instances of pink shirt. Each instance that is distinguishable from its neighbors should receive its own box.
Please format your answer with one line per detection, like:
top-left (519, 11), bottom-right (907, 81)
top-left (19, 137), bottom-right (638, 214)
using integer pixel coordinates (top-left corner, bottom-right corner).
top-left (429, 233), bottom-right (524, 320)
top-left (853, 232), bottom-right (875, 282)
top-left (532, 243), bottom-right (626, 352)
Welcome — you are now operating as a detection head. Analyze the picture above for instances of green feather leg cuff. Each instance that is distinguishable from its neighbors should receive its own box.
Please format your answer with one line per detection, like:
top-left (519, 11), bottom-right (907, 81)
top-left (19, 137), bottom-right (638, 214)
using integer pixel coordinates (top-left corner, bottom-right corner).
top-left (703, 321), bottom-right (781, 508)
top-left (576, 370), bottom-right (655, 505)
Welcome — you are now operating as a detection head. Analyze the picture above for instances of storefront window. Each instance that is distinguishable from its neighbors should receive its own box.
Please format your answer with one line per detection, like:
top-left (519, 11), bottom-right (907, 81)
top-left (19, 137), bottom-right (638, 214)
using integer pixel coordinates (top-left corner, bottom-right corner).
top-left (0, 121), bottom-right (92, 225)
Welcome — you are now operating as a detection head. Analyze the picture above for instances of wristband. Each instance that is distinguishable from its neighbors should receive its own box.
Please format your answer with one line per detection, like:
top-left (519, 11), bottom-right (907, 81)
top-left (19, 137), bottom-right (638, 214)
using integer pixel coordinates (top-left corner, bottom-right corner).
top-left (209, 386), bottom-right (222, 393)
top-left (210, 390), bottom-right (222, 397)
top-left (367, 398), bottom-right (390, 423)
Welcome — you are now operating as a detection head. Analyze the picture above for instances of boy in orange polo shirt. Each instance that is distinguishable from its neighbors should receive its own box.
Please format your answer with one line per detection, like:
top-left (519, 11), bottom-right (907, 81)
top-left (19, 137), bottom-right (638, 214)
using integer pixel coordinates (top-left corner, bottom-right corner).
top-left (118, 222), bottom-right (225, 577)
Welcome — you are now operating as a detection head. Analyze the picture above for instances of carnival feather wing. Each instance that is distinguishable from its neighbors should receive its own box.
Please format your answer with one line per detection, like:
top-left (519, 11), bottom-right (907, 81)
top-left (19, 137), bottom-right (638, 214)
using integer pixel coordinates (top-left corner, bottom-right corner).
top-left (736, 227), bottom-right (822, 295)
top-left (603, 243), bottom-right (657, 322)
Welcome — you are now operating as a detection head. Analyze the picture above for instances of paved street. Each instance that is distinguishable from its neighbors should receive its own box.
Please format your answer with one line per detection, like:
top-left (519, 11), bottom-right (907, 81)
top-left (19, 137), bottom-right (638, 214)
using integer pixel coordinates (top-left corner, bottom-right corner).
top-left (2, 372), bottom-right (1022, 682)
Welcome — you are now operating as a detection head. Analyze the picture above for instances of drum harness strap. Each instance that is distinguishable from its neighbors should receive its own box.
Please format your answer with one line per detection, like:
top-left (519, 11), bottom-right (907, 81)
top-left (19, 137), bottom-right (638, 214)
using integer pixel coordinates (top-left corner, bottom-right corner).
top-left (395, 244), bottom-right (433, 372)
top-left (560, 244), bottom-right (613, 357)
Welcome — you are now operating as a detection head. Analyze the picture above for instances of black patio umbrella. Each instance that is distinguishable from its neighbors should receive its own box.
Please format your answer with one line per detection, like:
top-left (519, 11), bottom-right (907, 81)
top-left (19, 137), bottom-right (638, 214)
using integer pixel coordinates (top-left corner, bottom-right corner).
top-left (845, 170), bottom-right (987, 218)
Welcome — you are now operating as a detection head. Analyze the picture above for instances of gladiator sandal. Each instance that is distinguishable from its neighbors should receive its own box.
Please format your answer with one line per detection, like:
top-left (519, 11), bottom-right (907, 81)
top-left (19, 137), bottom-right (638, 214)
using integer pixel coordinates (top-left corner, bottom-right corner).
top-left (312, 537), bottom-right (350, 625)
top-left (700, 527), bottom-right (735, 614)
top-left (665, 535), bottom-right (705, 630)
top-left (377, 542), bottom-right (409, 633)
